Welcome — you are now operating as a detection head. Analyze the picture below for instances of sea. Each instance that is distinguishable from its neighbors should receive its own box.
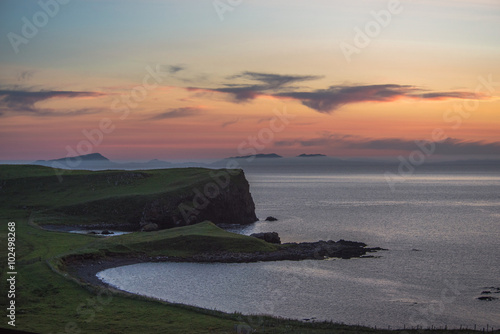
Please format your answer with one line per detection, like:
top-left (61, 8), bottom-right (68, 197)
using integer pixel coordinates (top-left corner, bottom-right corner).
top-left (97, 162), bottom-right (500, 329)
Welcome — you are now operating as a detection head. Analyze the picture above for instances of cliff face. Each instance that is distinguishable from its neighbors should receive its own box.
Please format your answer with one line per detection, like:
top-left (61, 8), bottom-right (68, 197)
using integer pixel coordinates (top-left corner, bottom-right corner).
top-left (51, 168), bottom-right (258, 231)
top-left (140, 170), bottom-right (258, 229)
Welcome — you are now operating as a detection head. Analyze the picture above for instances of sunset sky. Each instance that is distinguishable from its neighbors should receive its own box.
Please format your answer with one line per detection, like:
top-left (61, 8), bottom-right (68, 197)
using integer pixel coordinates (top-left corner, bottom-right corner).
top-left (1, 0), bottom-right (499, 161)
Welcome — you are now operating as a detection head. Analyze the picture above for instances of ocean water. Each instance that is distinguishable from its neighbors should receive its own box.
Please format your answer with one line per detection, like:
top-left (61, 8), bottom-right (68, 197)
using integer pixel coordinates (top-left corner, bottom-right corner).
top-left (98, 167), bottom-right (500, 328)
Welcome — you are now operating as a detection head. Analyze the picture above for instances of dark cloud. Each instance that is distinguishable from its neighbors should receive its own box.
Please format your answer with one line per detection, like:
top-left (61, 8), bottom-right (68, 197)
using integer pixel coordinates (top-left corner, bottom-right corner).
top-left (221, 117), bottom-right (240, 128)
top-left (148, 107), bottom-right (202, 120)
top-left (229, 71), bottom-right (322, 90)
top-left (200, 71), bottom-right (323, 103)
top-left (213, 85), bottom-right (261, 102)
top-left (275, 133), bottom-right (500, 155)
top-left (278, 84), bottom-right (415, 112)
top-left (275, 133), bottom-right (356, 147)
top-left (278, 85), bottom-right (484, 113)
top-left (26, 108), bottom-right (104, 117)
top-left (0, 89), bottom-right (104, 117)
top-left (418, 91), bottom-right (479, 100)
top-left (187, 71), bottom-right (485, 113)
top-left (167, 65), bottom-right (185, 74)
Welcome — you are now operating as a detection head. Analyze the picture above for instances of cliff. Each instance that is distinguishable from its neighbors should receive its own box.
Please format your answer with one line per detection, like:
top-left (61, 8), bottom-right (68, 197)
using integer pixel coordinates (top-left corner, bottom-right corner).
top-left (139, 169), bottom-right (258, 229)
top-left (0, 165), bottom-right (258, 231)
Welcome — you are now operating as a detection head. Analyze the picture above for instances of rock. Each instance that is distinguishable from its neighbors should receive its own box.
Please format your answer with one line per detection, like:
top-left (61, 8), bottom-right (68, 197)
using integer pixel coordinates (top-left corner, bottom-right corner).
top-left (479, 287), bottom-right (500, 296)
top-left (477, 296), bottom-right (498, 301)
top-left (250, 232), bottom-right (281, 244)
top-left (141, 223), bottom-right (159, 232)
top-left (175, 237), bottom-right (381, 263)
top-left (101, 230), bottom-right (113, 235)
top-left (337, 239), bottom-right (367, 247)
top-left (139, 170), bottom-right (258, 229)
top-left (58, 169), bottom-right (258, 231)
top-left (264, 216), bottom-right (277, 221)
top-left (87, 231), bottom-right (97, 235)
top-left (368, 247), bottom-right (388, 251)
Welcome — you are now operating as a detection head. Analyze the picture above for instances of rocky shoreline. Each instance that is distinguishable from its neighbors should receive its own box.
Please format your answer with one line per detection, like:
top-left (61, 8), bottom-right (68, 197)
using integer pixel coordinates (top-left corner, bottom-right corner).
top-left (66, 239), bottom-right (386, 288)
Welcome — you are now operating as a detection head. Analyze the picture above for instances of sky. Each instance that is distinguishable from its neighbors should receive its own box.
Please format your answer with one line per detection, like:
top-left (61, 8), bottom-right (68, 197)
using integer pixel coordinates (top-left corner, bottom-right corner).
top-left (0, 0), bottom-right (499, 161)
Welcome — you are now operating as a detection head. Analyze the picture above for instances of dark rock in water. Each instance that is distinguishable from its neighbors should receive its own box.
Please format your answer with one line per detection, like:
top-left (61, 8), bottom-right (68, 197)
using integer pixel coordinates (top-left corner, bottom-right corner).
top-left (337, 239), bottom-right (367, 248)
top-left (167, 238), bottom-right (383, 263)
top-left (477, 296), bottom-right (497, 301)
top-left (265, 216), bottom-right (278, 221)
top-left (87, 231), bottom-right (97, 235)
top-left (411, 248), bottom-right (422, 252)
top-left (141, 223), bottom-right (159, 232)
top-left (101, 230), bottom-right (113, 235)
top-left (480, 287), bottom-right (500, 295)
top-left (369, 247), bottom-right (388, 251)
top-left (250, 232), bottom-right (281, 244)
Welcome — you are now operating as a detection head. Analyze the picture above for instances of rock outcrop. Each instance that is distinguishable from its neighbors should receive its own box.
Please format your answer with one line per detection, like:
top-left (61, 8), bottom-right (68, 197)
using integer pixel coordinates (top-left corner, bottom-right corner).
top-left (149, 239), bottom-right (385, 263)
top-left (477, 287), bottom-right (500, 301)
top-left (139, 170), bottom-right (258, 230)
top-left (56, 169), bottom-right (258, 231)
top-left (250, 232), bottom-right (281, 244)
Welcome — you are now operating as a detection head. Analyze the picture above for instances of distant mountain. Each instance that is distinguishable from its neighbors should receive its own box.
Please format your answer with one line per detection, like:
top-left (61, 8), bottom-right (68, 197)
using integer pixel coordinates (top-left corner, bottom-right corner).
top-left (297, 153), bottom-right (326, 157)
top-left (24, 152), bottom-right (500, 173)
top-left (32, 153), bottom-right (187, 171)
top-left (60, 153), bottom-right (108, 162)
top-left (34, 153), bottom-right (110, 164)
top-left (227, 153), bottom-right (282, 159)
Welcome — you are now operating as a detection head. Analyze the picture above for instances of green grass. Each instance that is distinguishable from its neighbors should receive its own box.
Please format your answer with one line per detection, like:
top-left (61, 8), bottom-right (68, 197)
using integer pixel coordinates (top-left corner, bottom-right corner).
top-left (55, 220), bottom-right (280, 262)
top-left (1, 165), bottom-right (496, 334)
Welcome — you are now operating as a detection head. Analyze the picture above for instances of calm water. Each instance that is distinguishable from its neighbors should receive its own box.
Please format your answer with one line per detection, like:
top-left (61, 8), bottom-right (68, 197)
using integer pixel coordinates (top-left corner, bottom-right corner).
top-left (98, 169), bottom-right (500, 328)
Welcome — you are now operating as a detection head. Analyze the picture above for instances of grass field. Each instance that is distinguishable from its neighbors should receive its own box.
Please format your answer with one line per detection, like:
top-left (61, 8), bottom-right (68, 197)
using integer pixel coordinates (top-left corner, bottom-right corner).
top-left (0, 165), bottom-right (495, 334)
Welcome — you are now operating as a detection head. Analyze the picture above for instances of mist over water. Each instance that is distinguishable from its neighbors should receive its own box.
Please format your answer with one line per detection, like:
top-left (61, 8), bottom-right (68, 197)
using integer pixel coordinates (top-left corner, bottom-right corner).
top-left (98, 165), bottom-right (500, 328)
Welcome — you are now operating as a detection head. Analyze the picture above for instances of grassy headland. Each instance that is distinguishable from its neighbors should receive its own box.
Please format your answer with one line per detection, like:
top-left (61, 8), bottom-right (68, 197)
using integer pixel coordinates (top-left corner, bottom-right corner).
top-left (0, 164), bottom-right (256, 229)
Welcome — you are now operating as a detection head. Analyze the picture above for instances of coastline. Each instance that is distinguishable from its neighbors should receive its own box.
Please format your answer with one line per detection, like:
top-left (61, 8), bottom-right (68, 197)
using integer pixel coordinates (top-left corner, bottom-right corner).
top-left (66, 239), bottom-right (386, 289)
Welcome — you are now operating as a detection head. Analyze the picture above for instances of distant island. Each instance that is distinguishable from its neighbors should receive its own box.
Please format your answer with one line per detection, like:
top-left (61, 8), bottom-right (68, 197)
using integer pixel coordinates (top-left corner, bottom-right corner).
top-left (297, 153), bottom-right (326, 157)
top-left (226, 153), bottom-right (282, 159)
top-left (35, 152), bottom-right (109, 163)
top-left (22, 152), bottom-right (500, 173)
